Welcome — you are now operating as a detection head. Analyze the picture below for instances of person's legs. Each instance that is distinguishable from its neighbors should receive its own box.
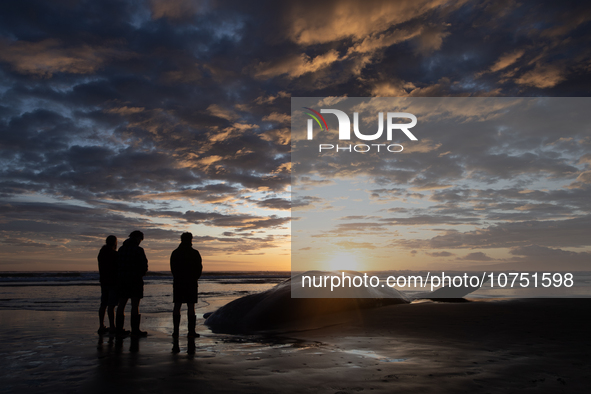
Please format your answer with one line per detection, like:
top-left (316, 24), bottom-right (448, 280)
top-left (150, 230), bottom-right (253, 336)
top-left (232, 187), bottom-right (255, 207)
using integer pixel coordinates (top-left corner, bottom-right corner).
top-left (187, 302), bottom-right (198, 337)
top-left (98, 305), bottom-right (107, 333)
top-left (106, 285), bottom-right (117, 332)
top-left (172, 302), bottom-right (182, 337)
top-left (116, 298), bottom-right (129, 336)
top-left (173, 303), bottom-right (182, 315)
top-left (98, 285), bottom-right (108, 333)
top-left (107, 305), bottom-right (115, 331)
top-left (117, 298), bottom-right (127, 317)
top-left (130, 297), bottom-right (140, 315)
top-left (130, 297), bottom-right (147, 336)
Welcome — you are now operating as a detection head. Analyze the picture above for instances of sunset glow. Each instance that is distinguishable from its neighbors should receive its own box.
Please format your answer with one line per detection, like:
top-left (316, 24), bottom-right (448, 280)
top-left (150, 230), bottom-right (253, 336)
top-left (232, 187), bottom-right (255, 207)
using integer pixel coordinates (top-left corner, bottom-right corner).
top-left (325, 252), bottom-right (362, 272)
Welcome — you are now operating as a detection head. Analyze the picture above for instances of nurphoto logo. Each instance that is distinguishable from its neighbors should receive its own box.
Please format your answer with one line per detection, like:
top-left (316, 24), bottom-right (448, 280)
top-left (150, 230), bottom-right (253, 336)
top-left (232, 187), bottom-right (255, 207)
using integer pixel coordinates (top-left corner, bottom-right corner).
top-left (303, 107), bottom-right (418, 153)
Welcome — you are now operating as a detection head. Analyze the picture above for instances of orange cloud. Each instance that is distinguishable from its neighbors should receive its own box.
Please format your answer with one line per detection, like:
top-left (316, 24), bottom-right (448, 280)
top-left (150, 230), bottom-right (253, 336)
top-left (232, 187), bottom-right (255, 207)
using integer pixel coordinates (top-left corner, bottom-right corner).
top-left (262, 112), bottom-right (290, 123)
top-left (285, 0), bottom-right (454, 45)
top-left (415, 24), bottom-right (450, 54)
top-left (489, 49), bottom-right (525, 72)
top-left (0, 38), bottom-right (132, 77)
top-left (207, 104), bottom-right (239, 121)
top-left (105, 106), bottom-right (145, 115)
top-left (254, 91), bottom-right (290, 105)
top-left (254, 50), bottom-right (340, 79)
top-left (515, 64), bottom-right (566, 88)
top-left (260, 127), bottom-right (290, 146)
top-left (346, 28), bottom-right (422, 56)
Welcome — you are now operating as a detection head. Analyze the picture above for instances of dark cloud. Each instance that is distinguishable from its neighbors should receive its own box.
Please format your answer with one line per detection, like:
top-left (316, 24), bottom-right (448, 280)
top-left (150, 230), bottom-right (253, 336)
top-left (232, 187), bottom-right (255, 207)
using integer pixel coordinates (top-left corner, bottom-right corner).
top-left (379, 215), bottom-right (481, 226)
top-left (182, 210), bottom-right (290, 231)
top-left (394, 216), bottom-right (591, 250)
top-left (253, 197), bottom-right (291, 210)
top-left (458, 252), bottom-right (494, 262)
top-left (426, 251), bottom-right (454, 257)
top-left (508, 245), bottom-right (591, 267)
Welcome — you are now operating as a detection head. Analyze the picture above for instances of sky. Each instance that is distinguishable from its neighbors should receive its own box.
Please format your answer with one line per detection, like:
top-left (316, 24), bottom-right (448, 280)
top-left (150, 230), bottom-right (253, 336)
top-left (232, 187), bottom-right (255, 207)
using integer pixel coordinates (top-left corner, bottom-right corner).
top-left (0, 0), bottom-right (590, 272)
top-left (291, 97), bottom-right (591, 272)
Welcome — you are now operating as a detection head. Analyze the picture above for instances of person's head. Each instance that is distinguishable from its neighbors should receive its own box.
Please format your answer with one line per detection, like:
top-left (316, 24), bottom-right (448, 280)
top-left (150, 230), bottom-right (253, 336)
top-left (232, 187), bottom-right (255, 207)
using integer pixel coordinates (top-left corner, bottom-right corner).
top-left (105, 235), bottom-right (117, 250)
top-left (129, 230), bottom-right (144, 244)
top-left (180, 232), bottom-right (193, 244)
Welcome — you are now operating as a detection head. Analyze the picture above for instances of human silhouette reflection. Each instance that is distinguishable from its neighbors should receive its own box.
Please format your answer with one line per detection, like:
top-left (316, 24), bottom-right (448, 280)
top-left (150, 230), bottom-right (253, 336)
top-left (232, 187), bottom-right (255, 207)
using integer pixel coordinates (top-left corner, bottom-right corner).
top-left (115, 335), bottom-right (125, 352)
top-left (171, 337), bottom-right (196, 355)
top-left (130, 336), bottom-right (140, 353)
top-left (187, 337), bottom-right (196, 355)
top-left (97, 332), bottom-right (114, 349)
top-left (172, 337), bottom-right (180, 354)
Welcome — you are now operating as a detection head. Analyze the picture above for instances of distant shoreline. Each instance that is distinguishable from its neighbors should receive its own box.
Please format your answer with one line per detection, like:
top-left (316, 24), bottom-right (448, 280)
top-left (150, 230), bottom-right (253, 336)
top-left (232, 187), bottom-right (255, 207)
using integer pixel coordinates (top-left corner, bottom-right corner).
top-left (0, 270), bottom-right (292, 277)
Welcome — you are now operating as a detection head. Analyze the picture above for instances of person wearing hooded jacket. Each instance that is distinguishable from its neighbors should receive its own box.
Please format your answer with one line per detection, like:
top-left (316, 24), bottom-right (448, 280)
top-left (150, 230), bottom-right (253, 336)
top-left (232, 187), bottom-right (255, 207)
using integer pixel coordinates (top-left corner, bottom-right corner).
top-left (116, 230), bottom-right (148, 337)
top-left (170, 232), bottom-right (203, 337)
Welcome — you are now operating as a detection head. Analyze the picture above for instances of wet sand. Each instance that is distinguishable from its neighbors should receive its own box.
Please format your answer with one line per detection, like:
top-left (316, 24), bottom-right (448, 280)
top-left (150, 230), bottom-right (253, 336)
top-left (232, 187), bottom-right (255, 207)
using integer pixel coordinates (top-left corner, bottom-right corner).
top-left (0, 299), bottom-right (589, 393)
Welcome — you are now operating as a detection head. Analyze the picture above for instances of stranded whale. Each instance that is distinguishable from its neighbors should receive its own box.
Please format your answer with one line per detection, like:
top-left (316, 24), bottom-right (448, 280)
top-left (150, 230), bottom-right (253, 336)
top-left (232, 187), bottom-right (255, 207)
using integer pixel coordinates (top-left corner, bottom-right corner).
top-left (204, 271), bottom-right (410, 334)
top-left (204, 270), bottom-right (486, 334)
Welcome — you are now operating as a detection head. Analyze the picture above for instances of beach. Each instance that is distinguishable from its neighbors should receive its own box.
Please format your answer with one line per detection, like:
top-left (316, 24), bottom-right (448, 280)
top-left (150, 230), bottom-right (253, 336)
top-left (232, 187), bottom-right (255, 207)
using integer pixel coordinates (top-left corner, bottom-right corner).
top-left (1, 2), bottom-right (590, 393)
top-left (1, 298), bottom-right (589, 393)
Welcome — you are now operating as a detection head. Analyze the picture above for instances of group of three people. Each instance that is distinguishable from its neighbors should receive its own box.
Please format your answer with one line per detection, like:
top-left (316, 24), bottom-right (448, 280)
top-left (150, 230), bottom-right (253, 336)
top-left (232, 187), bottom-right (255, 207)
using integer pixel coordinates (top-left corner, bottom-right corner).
top-left (98, 230), bottom-right (202, 338)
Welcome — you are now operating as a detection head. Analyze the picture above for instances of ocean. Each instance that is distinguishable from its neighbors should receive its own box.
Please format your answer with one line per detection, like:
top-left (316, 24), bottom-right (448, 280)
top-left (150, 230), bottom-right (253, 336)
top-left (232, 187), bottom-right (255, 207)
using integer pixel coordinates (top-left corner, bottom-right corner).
top-left (2, 270), bottom-right (591, 319)
top-left (0, 272), bottom-right (289, 316)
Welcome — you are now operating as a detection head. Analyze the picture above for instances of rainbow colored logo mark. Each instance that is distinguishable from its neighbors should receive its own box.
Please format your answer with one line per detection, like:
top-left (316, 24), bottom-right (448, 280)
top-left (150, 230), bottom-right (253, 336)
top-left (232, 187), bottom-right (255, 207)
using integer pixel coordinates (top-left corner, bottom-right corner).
top-left (303, 107), bottom-right (328, 135)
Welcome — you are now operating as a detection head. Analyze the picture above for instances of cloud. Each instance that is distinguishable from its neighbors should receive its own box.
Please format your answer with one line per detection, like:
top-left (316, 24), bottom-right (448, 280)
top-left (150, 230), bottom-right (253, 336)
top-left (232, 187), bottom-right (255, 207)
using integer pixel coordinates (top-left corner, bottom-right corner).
top-left (415, 24), bottom-right (450, 54)
top-left (0, 38), bottom-right (132, 77)
top-left (507, 245), bottom-right (591, 271)
top-left (379, 215), bottom-right (480, 226)
top-left (253, 197), bottom-right (291, 210)
top-left (262, 112), bottom-right (290, 124)
top-left (0, 0), bottom-right (590, 270)
top-left (346, 28), bottom-right (422, 56)
top-left (285, 0), bottom-right (456, 45)
top-left (426, 251), bottom-right (455, 257)
top-left (292, 195), bottom-right (324, 210)
top-left (140, 184), bottom-right (239, 204)
top-left (254, 50), bottom-right (340, 79)
top-left (395, 216), bottom-right (591, 250)
top-left (458, 252), bottom-right (493, 261)
top-left (334, 241), bottom-right (377, 249)
top-left (569, 171), bottom-right (591, 188)
top-left (105, 106), bottom-right (145, 115)
top-left (207, 104), bottom-right (240, 122)
top-left (515, 64), bottom-right (567, 88)
top-left (489, 50), bottom-right (525, 73)
top-left (254, 91), bottom-right (290, 105)
top-left (182, 210), bottom-right (290, 231)
top-left (149, 0), bottom-right (206, 21)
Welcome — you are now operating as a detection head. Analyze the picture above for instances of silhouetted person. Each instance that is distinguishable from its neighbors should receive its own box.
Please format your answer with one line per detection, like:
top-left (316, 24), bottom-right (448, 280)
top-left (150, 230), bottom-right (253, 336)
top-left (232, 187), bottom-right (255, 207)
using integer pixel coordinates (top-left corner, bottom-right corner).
top-left (116, 230), bottom-right (148, 337)
top-left (98, 235), bottom-right (118, 335)
top-left (170, 232), bottom-right (203, 338)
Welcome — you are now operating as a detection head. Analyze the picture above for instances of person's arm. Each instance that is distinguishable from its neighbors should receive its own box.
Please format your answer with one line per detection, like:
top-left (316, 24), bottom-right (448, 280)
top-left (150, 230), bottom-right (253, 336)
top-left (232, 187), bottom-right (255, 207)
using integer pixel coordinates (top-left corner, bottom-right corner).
top-left (195, 250), bottom-right (203, 281)
top-left (170, 251), bottom-right (176, 277)
top-left (97, 249), bottom-right (103, 272)
top-left (97, 249), bottom-right (104, 281)
top-left (109, 250), bottom-right (119, 282)
top-left (139, 248), bottom-right (148, 276)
